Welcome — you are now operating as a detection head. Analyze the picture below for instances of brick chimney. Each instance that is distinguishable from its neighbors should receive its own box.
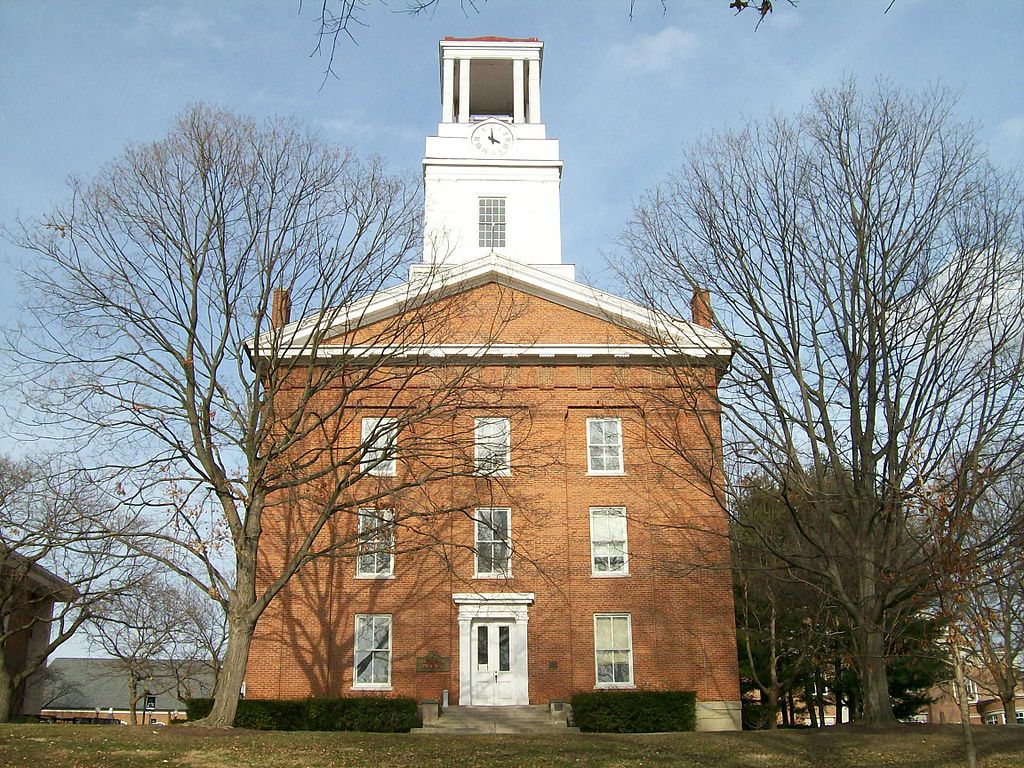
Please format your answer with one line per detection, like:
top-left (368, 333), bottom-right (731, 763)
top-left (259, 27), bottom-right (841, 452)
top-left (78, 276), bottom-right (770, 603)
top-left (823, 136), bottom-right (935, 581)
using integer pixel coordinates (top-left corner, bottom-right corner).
top-left (271, 288), bottom-right (291, 329)
top-left (691, 288), bottom-right (713, 328)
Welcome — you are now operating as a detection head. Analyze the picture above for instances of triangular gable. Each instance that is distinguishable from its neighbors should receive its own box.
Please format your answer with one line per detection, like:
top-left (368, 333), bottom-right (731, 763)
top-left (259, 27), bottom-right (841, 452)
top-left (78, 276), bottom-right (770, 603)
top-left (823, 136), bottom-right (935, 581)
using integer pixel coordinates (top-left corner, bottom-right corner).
top-left (252, 255), bottom-right (733, 361)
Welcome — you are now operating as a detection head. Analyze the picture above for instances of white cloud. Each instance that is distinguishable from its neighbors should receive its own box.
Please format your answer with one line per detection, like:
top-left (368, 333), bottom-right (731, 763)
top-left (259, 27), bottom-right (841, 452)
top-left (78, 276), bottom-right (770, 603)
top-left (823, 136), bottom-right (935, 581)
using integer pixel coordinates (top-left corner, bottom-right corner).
top-left (990, 115), bottom-right (1024, 165)
top-left (130, 5), bottom-right (225, 50)
top-left (320, 118), bottom-right (370, 136)
top-left (610, 26), bottom-right (701, 74)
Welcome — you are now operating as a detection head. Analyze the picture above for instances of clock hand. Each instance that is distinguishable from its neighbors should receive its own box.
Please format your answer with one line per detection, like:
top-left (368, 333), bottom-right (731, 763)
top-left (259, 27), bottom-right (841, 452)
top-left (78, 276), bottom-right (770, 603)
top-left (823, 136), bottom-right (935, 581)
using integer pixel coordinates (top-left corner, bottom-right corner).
top-left (489, 129), bottom-right (499, 144)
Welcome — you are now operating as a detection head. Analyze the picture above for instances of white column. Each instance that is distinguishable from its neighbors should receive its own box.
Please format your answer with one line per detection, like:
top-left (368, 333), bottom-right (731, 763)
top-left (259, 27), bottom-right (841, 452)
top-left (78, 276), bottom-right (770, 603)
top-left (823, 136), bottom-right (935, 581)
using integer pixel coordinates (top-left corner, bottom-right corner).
top-left (442, 56), bottom-right (455, 123)
top-left (512, 59), bottom-right (525, 124)
top-left (458, 58), bottom-right (471, 123)
top-left (527, 57), bottom-right (541, 124)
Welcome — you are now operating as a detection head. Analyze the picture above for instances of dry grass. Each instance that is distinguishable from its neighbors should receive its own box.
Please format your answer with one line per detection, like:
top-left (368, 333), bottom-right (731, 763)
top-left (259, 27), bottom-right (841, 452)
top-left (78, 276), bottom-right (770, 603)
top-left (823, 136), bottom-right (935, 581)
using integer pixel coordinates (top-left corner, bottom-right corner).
top-left (1, 723), bottom-right (1023, 768)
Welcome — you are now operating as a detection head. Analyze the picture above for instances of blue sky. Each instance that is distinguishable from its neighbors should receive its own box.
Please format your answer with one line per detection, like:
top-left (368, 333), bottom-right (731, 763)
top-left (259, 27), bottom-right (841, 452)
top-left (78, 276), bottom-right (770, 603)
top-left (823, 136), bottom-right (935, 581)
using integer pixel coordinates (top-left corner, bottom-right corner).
top-left (2, 0), bottom-right (1022, 297)
top-left (1, 0), bottom-right (1021, 658)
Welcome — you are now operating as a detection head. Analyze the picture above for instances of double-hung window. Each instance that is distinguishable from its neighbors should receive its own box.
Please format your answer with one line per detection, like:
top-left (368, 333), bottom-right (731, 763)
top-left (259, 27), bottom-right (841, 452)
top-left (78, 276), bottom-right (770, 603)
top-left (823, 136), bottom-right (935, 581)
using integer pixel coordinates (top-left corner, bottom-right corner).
top-left (361, 417), bottom-right (397, 476)
top-left (353, 614), bottom-right (391, 688)
top-left (356, 508), bottom-right (394, 577)
top-left (478, 197), bottom-right (506, 249)
top-left (475, 507), bottom-right (511, 577)
top-left (594, 614), bottom-right (633, 687)
top-left (587, 417), bottom-right (623, 474)
top-left (474, 417), bottom-right (511, 476)
top-left (590, 507), bottom-right (628, 575)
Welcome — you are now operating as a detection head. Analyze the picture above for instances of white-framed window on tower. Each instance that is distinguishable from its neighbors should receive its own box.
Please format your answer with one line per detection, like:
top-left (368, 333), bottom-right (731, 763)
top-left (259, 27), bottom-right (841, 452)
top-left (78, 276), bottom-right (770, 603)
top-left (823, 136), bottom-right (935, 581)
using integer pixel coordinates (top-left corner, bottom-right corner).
top-left (478, 197), bottom-right (506, 249)
top-left (474, 417), bottom-right (511, 476)
top-left (589, 507), bottom-right (628, 575)
top-left (353, 614), bottom-right (392, 689)
top-left (594, 613), bottom-right (634, 688)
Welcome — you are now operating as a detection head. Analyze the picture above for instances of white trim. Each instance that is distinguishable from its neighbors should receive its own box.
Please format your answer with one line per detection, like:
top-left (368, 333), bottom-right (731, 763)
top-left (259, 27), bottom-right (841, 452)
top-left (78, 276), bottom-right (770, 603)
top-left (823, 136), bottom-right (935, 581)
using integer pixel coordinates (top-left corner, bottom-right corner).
top-left (593, 613), bottom-right (634, 688)
top-left (474, 507), bottom-right (512, 578)
top-left (589, 506), bottom-right (629, 576)
top-left (454, 593), bottom-right (533, 706)
top-left (453, 592), bottom-right (535, 605)
top-left (352, 613), bottom-right (393, 690)
top-left (586, 417), bottom-right (624, 475)
top-left (248, 254), bottom-right (733, 361)
top-left (474, 417), bottom-right (511, 477)
top-left (356, 508), bottom-right (395, 577)
top-left (361, 417), bottom-right (397, 477)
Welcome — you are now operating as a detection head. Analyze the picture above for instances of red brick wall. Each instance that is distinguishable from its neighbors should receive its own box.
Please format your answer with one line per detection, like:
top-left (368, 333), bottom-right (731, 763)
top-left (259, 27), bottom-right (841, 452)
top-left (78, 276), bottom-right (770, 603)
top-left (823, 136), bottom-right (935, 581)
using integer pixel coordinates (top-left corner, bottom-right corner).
top-left (247, 288), bottom-right (739, 707)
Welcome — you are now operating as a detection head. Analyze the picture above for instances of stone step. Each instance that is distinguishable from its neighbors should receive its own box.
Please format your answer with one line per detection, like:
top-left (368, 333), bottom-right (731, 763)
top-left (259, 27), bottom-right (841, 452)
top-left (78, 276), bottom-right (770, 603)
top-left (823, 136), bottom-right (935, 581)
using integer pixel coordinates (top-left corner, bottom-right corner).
top-left (412, 704), bottom-right (578, 735)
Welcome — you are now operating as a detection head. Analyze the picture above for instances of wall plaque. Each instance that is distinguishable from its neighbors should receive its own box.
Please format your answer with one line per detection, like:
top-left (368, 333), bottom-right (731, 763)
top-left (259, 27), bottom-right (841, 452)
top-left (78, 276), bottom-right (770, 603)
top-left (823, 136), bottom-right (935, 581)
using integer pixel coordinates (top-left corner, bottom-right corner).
top-left (416, 650), bottom-right (451, 673)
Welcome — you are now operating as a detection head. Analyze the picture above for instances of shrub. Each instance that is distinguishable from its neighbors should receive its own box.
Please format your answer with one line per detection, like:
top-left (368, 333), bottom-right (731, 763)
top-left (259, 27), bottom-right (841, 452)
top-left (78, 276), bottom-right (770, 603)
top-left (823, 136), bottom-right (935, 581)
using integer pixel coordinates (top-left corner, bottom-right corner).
top-left (570, 690), bottom-right (697, 733)
top-left (185, 698), bottom-right (214, 721)
top-left (183, 696), bottom-right (418, 732)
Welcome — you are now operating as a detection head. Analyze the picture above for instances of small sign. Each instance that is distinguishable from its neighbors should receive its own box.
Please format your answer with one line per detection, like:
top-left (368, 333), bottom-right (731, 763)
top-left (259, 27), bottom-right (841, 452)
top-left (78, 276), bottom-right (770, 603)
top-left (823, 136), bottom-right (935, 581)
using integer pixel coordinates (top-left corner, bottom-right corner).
top-left (416, 650), bottom-right (451, 673)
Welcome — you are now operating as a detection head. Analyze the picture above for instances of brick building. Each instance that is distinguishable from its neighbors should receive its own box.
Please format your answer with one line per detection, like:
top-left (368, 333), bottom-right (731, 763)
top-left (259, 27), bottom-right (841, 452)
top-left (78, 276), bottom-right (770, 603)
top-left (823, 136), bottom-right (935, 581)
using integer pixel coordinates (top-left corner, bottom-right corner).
top-left (245, 36), bottom-right (741, 731)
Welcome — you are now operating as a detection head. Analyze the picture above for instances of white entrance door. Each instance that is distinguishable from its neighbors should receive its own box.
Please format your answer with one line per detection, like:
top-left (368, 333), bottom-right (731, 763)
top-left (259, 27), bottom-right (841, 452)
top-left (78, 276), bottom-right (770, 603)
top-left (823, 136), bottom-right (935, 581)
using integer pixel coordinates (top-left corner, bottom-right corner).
top-left (470, 620), bottom-right (517, 705)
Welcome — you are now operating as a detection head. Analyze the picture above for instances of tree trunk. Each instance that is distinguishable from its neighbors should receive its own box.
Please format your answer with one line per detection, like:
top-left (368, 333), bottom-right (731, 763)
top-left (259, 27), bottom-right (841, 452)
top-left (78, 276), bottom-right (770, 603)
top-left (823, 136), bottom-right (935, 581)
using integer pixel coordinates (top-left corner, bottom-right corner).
top-left (858, 625), bottom-right (897, 727)
top-left (804, 679), bottom-right (817, 727)
top-left (815, 673), bottom-right (827, 726)
top-left (834, 657), bottom-right (844, 724)
top-left (192, 611), bottom-right (255, 727)
top-left (1000, 690), bottom-right (1019, 727)
top-left (128, 672), bottom-right (139, 726)
top-left (765, 688), bottom-right (779, 730)
top-left (952, 652), bottom-right (978, 768)
top-left (0, 668), bottom-right (13, 723)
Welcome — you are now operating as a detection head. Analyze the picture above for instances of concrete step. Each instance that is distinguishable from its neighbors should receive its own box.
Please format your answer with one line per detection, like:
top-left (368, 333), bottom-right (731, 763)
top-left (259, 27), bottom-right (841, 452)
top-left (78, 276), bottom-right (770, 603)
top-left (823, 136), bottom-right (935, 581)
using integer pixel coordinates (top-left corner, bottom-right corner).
top-left (412, 704), bottom-right (579, 735)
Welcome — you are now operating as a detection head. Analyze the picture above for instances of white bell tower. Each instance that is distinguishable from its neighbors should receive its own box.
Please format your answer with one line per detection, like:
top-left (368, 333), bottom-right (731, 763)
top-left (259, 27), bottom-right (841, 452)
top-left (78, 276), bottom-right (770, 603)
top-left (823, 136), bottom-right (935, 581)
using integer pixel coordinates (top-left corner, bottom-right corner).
top-left (419, 37), bottom-right (572, 280)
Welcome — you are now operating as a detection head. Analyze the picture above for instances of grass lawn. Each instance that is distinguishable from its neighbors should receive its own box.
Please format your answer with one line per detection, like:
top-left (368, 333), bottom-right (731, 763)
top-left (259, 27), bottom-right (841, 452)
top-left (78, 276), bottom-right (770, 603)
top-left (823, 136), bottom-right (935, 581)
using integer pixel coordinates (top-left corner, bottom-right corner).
top-left (2, 723), bottom-right (1023, 768)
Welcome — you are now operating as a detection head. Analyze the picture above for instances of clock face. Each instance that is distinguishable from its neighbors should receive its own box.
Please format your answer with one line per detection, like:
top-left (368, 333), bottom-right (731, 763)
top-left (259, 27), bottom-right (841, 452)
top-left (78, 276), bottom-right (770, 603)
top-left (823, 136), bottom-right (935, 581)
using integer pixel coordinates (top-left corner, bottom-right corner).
top-left (471, 122), bottom-right (514, 158)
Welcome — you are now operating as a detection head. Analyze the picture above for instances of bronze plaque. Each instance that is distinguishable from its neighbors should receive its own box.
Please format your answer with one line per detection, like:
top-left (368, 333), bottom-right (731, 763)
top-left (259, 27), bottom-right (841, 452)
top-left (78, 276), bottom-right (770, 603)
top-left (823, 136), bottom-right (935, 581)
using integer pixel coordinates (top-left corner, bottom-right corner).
top-left (416, 650), bottom-right (451, 673)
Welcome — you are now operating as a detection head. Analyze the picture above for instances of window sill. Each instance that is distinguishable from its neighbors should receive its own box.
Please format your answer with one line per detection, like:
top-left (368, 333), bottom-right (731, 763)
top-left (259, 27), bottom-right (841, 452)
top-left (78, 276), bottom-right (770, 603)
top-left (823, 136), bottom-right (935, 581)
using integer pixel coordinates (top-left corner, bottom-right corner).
top-left (591, 571), bottom-right (630, 578)
top-left (473, 471), bottom-right (512, 478)
top-left (473, 573), bottom-right (512, 580)
top-left (594, 682), bottom-right (635, 690)
top-left (351, 684), bottom-right (393, 691)
top-left (354, 573), bottom-right (395, 580)
top-left (587, 471), bottom-right (625, 477)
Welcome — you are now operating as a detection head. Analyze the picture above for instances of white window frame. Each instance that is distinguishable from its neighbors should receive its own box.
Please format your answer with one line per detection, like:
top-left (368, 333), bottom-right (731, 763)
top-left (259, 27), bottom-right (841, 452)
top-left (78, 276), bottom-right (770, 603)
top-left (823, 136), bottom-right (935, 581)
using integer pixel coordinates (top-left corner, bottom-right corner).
top-left (593, 613), bottom-right (634, 688)
top-left (474, 507), bottom-right (512, 578)
top-left (474, 417), bottom-right (511, 476)
top-left (478, 197), bottom-right (506, 249)
top-left (352, 614), bottom-right (392, 689)
top-left (984, 712), bottom-right (1002, 725)
top-left (356, 508), bottom-right (394, 578)
top-left (964, 677), bottom-right (979, 703)
top-left (361, 417), bottom-right (397, 476)
top-left (589, 506), bottom-right (629, 576)
top-left (586, 417), bottom-right (624, 475)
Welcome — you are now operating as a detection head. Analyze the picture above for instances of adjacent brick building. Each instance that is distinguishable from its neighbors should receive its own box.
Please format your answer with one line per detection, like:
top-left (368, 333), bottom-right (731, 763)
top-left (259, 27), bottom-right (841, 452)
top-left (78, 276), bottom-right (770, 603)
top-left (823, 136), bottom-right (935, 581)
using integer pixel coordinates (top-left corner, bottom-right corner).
top-left (245, 36), bottom-right (741, 730)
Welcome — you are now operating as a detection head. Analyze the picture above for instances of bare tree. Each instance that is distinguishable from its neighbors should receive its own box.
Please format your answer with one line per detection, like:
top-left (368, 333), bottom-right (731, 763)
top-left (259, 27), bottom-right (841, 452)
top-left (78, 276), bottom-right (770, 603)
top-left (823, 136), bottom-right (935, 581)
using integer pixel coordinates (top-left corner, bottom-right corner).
top-left (86, 576), bottom-right (208, 725)
top-left (955, 473), bottom-right (1024, 727)
top-left (10, 104), bottom-right (518, 726)
top-left (619, 81), bottom-right (1024, 726)
top-left (0, 454), bottom-right (129, 722)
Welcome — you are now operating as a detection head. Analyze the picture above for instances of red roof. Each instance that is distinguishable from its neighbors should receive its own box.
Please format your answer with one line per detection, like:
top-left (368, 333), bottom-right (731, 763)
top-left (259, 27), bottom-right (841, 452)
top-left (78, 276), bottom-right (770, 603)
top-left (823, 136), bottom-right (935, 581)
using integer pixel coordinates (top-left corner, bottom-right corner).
top-left (442, 36), bottom-right (540, 43)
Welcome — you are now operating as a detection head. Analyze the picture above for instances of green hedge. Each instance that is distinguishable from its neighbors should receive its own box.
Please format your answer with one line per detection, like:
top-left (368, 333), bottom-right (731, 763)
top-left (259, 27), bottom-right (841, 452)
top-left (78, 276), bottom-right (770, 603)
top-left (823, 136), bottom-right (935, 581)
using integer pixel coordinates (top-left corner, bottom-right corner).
top-left (570, 690), bottom-right (697, 733)
top-left (184, 697), bottom-right (419, 732)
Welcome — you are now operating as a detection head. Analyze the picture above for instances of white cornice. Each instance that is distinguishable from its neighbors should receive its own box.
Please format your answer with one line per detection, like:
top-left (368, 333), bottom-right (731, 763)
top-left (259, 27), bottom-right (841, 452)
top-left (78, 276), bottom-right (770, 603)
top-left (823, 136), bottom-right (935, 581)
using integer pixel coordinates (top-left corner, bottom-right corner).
top-left (452, 592), bottom-right (536, 605)
top-left (248, 254), bottom-right (734, 362)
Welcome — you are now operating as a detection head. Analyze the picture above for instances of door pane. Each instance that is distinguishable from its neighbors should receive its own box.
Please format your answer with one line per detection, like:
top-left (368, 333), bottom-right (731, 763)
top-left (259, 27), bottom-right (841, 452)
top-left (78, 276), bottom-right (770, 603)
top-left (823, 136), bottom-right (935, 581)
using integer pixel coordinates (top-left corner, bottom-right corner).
top-left (498, 625), bottom-right (510, 672)
top-left (477, 625), bottom-right (488, 666)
